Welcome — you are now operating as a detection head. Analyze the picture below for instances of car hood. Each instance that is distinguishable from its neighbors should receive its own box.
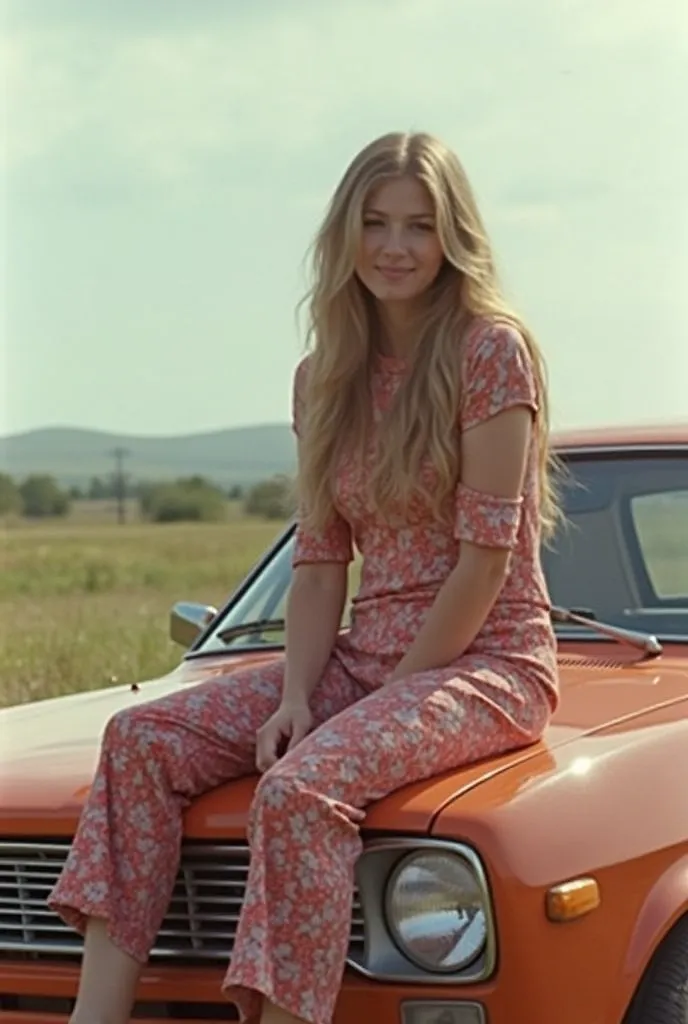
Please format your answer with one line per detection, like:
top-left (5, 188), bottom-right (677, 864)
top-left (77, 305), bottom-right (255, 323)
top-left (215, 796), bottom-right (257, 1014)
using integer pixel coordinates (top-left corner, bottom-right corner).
top-left (2, 648), bottom-right (687, 836)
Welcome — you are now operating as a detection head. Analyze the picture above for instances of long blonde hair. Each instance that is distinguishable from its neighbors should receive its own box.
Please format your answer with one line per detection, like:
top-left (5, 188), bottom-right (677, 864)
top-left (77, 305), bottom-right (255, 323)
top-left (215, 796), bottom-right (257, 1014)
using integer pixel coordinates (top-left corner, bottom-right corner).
top-left (297, 131), bottom-right (560, 538)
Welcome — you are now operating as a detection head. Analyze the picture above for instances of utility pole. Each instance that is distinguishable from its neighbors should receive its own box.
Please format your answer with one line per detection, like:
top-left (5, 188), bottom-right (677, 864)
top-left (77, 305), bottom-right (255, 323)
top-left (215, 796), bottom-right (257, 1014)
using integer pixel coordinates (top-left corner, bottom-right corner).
top-left (108, 447), bottom-right (130, 524)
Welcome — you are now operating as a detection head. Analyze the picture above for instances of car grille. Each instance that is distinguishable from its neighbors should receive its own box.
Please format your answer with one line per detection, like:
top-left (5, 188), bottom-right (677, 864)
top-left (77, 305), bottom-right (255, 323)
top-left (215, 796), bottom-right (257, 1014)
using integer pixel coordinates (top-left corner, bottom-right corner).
top-left (0, 840), bottom-right (365, 962)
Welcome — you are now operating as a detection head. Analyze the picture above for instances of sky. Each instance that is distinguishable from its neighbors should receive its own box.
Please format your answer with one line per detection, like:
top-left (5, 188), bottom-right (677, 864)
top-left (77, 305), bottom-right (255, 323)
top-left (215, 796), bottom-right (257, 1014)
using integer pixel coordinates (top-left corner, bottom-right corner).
top-left (2, 0), bottom-right (687, 438)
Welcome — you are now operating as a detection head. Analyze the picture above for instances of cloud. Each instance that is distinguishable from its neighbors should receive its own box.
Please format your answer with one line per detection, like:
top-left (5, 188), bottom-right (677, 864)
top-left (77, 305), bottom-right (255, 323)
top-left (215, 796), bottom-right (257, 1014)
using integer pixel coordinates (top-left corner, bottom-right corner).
top-left (3, 0), bottom-right (686, 256)
top-left (3, 0), bottom-right (286, 35)
top-left (4, 0), bottom-right (684, 197)
top-left (3, 2), bottom-right (431, 183)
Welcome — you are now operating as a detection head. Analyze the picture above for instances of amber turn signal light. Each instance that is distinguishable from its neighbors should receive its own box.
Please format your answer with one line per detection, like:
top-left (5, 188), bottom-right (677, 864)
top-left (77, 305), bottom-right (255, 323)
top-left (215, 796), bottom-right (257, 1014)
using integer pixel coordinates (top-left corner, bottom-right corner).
top-left (546, 877), bottom-right (600, 922)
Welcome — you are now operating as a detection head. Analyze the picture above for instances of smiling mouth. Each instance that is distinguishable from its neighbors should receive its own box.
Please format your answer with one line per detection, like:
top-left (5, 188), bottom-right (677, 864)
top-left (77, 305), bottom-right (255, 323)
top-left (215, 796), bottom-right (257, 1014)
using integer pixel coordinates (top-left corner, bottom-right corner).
top-left (377, 267), bottom-right (414, 279)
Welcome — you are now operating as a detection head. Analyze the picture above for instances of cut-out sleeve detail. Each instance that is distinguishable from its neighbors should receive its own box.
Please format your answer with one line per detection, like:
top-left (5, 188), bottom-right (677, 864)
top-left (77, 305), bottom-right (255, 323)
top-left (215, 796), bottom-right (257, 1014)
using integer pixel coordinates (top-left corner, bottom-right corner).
top-left (454, 482), bottom-right (524, 550)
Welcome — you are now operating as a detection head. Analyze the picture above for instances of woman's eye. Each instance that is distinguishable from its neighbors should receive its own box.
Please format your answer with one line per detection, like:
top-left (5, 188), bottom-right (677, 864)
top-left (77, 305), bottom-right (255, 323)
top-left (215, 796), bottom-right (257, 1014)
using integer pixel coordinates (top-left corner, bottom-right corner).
top-left (363, 219), bottom-right (384, 228)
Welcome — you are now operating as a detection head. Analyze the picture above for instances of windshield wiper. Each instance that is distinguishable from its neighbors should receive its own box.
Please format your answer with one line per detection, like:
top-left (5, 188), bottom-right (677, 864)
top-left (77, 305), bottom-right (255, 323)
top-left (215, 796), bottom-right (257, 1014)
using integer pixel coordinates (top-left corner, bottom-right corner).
top-left (216, 608), bottom-right (663, 657)
top-left (216, 618), bottom-right (286, 645)
top-left (551, 605), bottom-right (663, 657)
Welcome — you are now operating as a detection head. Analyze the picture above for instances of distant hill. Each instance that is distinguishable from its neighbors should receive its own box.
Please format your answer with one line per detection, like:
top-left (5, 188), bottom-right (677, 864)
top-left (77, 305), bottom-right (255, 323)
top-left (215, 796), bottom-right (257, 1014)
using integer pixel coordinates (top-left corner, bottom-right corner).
top-left (0, 424), bottom-right (296, 488)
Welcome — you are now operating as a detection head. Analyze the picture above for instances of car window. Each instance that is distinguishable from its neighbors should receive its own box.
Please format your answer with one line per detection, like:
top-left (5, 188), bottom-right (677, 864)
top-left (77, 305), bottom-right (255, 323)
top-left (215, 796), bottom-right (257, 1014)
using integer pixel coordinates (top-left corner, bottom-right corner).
top-left (542, 453), bottom-right (688, 634)
top-left (197, 451), bottom-right (688, 653)
top-left (197, 546), bottom-right (362, 654)
top-left (630, 490), bottom-right (688, 599)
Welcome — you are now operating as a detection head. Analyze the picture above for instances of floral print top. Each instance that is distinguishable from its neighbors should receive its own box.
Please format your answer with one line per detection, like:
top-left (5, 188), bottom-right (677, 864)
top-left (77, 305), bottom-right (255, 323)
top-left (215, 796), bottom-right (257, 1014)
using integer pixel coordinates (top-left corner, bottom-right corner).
top-left (290, 318), bottom-right (559, 708)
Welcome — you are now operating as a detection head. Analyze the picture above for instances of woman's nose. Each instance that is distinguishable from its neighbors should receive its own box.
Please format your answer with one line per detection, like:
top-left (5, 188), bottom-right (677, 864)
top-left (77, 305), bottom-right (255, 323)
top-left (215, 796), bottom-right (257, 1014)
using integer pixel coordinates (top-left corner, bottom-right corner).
top-left (380, 225), bottom-right (407, 255)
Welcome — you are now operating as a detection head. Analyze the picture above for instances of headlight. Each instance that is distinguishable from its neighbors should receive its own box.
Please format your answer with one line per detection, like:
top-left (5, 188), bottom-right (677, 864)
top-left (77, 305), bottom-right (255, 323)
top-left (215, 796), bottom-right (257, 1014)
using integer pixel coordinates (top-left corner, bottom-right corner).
top-left (385, 851), bottom-right (488, 973)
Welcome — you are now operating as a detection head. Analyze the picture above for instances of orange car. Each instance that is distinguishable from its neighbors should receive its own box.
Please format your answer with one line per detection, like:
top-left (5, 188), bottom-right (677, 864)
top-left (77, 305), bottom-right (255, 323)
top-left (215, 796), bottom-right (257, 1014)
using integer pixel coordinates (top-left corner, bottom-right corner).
top-left (1, 424), bottom-right (687, 1024)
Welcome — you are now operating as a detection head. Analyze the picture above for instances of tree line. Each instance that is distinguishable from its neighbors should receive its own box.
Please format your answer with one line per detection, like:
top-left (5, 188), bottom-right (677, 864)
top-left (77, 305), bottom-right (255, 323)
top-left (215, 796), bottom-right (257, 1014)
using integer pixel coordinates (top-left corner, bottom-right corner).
top-left (0, 472), bottom-right (297, 523)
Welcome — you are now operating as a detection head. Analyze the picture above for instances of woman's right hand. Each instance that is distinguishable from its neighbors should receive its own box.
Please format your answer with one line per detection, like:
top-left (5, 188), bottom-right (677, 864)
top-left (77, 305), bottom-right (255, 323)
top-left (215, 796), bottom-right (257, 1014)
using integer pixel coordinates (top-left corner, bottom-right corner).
top-left (255, 699), bottom-right (314, 774)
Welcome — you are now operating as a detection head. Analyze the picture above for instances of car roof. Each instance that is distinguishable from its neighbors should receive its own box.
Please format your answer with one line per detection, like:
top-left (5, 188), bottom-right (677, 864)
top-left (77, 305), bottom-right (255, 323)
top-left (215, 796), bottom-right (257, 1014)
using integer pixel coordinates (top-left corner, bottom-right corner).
top-left (552, 422), bottom-right (688, 451)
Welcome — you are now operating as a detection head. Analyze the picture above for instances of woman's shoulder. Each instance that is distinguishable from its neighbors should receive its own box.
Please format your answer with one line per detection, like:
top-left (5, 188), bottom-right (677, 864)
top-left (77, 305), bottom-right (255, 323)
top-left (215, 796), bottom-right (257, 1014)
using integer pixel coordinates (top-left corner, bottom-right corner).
top-left (459, 315), bottom-right (539, 427)
top-left (462, 315), bottom-right (529, 363)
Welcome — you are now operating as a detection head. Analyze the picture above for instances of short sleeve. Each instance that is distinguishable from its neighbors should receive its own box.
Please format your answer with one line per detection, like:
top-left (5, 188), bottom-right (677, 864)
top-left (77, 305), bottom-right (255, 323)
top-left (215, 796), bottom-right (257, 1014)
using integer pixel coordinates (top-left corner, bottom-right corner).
top-left (460, 321), bottom-right (539, 431)
top-left (291, 357), bottom-right (354, 568)
top-left (454, 321), bottom-right (537, 549)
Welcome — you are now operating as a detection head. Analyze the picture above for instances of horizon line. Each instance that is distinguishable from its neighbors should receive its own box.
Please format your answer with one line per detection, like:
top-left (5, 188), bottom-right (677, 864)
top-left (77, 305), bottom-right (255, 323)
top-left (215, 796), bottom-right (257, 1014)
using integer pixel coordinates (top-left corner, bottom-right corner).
top-left (0, 422), bottom-right (293, 443)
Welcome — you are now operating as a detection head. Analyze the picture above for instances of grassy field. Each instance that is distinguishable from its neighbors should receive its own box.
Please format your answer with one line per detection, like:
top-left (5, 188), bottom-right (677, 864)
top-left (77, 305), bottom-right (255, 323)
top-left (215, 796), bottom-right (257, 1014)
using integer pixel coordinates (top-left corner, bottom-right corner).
top-left (1, 504), bottom-right (286, 708)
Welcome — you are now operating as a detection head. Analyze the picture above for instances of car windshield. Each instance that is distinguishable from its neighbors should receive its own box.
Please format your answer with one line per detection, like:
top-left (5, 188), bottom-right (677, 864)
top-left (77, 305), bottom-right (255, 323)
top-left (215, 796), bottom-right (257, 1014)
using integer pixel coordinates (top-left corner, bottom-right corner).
top-left (195, 450), bottom-right (688, 654)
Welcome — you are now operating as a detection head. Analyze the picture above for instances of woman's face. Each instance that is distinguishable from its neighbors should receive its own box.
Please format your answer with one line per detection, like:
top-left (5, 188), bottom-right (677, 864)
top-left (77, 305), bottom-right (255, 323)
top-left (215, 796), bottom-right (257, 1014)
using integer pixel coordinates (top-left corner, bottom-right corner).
top-left (354, 175), bottom-right (445, 308)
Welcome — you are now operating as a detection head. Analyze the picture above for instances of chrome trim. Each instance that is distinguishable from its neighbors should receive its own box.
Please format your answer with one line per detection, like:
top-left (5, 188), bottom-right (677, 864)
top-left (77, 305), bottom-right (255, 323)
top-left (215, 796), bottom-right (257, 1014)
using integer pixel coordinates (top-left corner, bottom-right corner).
top-left (349, 837), bottom-right (496, 985)
top-left (185, 642), bottom-right (284, 660)
top-left (555, 443), bottom-right (688, 456)
top-left (384, 849), bottom-right (486, 973)
top-left (551, 605), bottom-right (663, 656)
top-left (555, 628), bottom-right (687, 645)
top-left (0, 840), bottom-right (364, 962)
top-left (0, 837), bottom-right (498, 985)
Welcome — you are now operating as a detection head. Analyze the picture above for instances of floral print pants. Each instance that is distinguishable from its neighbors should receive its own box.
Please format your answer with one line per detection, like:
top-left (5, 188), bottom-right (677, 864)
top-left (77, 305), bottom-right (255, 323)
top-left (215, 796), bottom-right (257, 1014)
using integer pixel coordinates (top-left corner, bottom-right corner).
top-left (48, 652), bottom-right (551, 1024)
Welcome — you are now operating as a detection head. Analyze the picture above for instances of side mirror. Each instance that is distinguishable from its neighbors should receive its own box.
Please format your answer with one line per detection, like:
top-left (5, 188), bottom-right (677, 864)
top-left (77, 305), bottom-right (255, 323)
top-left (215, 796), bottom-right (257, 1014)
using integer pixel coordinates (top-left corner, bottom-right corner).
top-left (170, 601), bottom-right (218, 649)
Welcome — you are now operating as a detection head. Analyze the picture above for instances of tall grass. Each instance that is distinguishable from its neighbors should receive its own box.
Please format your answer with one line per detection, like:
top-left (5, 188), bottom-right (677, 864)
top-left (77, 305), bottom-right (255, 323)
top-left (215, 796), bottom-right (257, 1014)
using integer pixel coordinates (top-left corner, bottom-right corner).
top-left (1, 514), bottom-right (285, 708)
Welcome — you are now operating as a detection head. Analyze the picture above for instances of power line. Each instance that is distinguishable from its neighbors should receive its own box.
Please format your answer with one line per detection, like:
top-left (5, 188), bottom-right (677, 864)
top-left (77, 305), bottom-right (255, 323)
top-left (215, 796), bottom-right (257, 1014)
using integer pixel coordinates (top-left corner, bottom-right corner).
top-left (108, 447), bottom-right (130, 524)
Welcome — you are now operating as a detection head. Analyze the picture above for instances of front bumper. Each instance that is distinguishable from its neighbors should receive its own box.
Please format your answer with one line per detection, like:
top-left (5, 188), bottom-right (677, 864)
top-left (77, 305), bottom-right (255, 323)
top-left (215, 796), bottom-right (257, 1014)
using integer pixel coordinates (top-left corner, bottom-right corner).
top-left (0, 961), bottom-right (498, 1024)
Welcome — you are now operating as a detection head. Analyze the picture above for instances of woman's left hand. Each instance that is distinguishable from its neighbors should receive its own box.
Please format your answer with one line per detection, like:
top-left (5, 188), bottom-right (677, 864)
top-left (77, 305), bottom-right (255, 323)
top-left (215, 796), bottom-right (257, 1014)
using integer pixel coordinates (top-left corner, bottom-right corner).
top-left (255, 698), bottom-right (314, 773)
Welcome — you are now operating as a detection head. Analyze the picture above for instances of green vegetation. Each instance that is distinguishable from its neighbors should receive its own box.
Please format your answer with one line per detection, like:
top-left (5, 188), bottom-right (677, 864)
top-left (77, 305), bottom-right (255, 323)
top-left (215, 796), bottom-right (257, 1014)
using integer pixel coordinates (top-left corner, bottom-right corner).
top-left (19, 474), bottom-right (72, 518)
top-left (244, 476), bottom-right (297, 520)
top-left (0, 511), bottom-right (286, 708)
top-left (1, 470), bottom-right (295, 526)
top-left (140, 476), bottom-right (229, 523)
top-left (0, 474), bottom-right (23, 516)
top-left (0, 473), bottom-right (72, 518)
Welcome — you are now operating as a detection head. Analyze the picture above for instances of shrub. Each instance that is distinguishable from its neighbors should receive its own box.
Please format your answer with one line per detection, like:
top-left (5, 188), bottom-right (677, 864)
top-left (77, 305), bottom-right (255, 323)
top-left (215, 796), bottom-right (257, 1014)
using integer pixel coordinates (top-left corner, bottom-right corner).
top-left (244, 475), bottom-right (296, 520)
top-left (19, 475), bottom-right (71, 518)
top-left (0, 474), bottom-right (23, 516)
top-left (140, 478), bottom-right (227, 523)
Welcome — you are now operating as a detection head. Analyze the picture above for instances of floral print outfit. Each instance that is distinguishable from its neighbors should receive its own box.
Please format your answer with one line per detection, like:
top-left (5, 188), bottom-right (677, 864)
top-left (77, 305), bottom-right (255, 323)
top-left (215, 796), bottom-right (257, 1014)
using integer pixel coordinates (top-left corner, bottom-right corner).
top-left (49, 319), bottom-right (558, 1024)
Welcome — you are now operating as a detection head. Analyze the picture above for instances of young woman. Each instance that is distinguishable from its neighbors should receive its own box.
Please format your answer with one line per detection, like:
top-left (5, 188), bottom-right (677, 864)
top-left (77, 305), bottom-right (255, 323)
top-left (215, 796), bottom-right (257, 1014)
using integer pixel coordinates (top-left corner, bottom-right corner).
top-left (49, 130), bottom-right (560, 1024)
